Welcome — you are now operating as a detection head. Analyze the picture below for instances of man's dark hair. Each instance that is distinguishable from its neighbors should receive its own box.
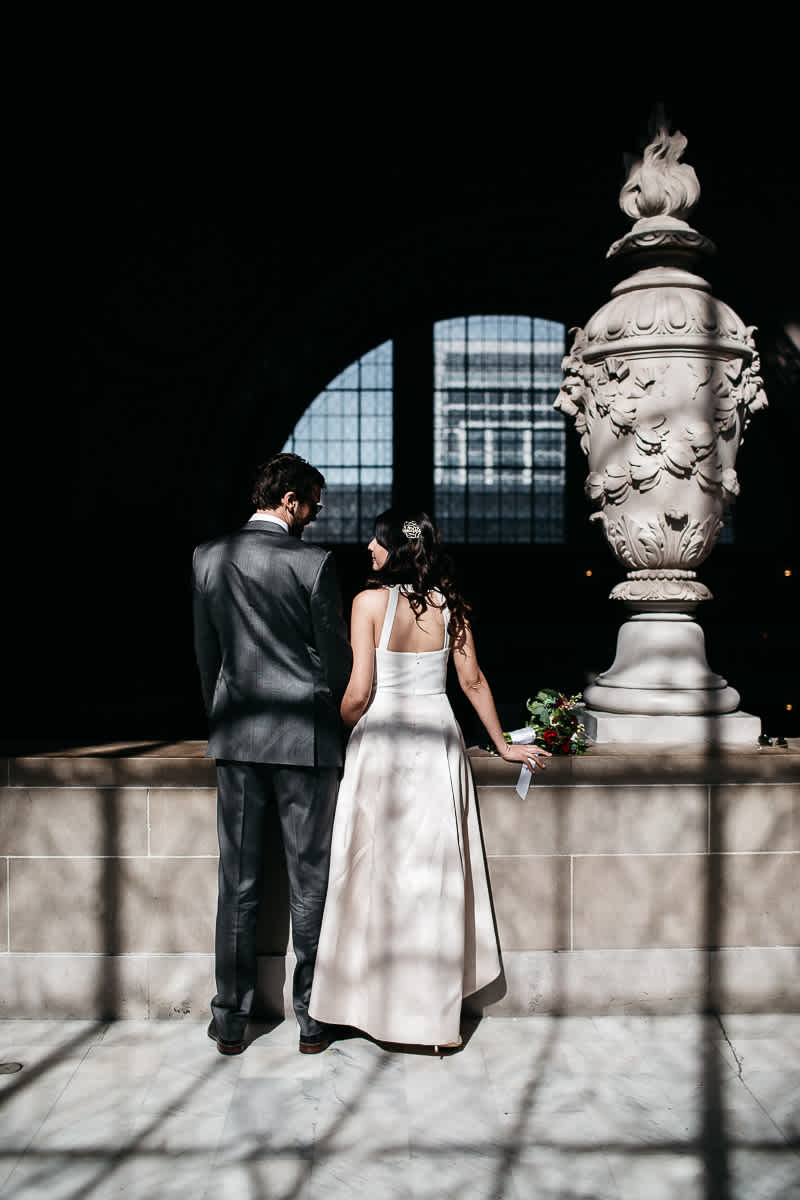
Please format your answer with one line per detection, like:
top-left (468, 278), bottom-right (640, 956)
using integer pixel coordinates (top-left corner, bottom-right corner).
top-left (251, 453), bottom-right (325, 510)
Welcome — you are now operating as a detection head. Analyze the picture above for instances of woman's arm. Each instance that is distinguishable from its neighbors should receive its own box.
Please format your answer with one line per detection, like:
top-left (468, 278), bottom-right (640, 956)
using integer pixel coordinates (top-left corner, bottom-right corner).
top-left (339, 590), bottom-right (382, 729)
top-left (453, 623), bottom-right (551, 770)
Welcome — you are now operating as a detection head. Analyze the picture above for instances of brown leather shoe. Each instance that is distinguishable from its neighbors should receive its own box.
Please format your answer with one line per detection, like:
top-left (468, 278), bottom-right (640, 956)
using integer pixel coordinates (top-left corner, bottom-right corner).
top-left (207, 1019), bottom-right (245, 1056)
top-left (298, 1030), bottom-right (330, 1054)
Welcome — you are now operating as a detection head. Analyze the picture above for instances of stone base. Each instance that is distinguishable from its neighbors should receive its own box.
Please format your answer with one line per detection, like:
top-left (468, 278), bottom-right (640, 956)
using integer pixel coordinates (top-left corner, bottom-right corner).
top-left (3, 948), bottom-right (797, 1018)
top-left (582, 709), bottom-right (761, 746)
top-left (465, 947), bottom-right (800, 1017)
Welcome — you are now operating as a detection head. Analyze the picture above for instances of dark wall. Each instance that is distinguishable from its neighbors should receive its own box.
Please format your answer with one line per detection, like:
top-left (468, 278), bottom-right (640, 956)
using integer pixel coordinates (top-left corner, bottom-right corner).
top-left (10, 98), bottom-right (799, 743)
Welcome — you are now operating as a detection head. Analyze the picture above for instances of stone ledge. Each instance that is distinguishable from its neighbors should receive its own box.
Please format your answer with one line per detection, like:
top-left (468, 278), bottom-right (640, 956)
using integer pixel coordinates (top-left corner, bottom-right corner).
top-left (1, 740), bottom-right (798, 787)
top-left (469, 744), bottom-right (800, 786)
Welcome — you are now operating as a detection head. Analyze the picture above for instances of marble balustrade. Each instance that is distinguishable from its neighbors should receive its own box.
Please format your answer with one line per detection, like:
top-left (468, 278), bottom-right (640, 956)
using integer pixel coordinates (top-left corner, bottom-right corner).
top-left (0, 742), bottom-right (797, 1018)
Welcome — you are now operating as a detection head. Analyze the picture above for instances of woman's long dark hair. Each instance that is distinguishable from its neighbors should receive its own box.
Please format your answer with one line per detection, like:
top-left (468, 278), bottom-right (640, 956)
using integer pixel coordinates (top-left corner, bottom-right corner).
top-left (366, 509), bottom-right (471, 648)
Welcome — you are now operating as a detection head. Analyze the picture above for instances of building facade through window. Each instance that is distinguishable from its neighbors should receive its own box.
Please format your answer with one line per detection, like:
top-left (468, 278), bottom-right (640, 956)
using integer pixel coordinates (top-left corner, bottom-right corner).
top-left (282, 316), bottom-right (567, 544)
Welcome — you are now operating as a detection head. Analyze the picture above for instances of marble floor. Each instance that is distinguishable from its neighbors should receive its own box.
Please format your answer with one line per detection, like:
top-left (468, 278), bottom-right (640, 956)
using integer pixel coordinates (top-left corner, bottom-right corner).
top-left (0, 1015), bottom-right (797, 1199)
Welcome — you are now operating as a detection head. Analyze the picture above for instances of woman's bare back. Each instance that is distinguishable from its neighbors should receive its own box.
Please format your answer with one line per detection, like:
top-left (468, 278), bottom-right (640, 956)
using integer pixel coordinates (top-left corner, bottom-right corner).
top-left (381, 589), bottom-right (447, 654)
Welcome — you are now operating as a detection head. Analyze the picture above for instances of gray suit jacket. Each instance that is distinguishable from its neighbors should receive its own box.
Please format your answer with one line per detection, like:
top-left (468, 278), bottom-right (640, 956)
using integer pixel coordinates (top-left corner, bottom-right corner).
top-left (192, 523), bottom-right (352, 767)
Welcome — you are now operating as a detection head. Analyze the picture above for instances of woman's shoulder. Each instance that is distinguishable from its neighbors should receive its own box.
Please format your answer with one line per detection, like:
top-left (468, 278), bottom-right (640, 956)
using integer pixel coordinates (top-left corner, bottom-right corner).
top-left (351, 586), bottom-right (391, 612)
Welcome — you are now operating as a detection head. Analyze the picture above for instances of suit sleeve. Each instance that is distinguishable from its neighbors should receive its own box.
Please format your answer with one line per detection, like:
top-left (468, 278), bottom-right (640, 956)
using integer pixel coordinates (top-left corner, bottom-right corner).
top-left (310, 552), bottom-right (353, 702)
top-left (192, 549), bottom-right (222, 715)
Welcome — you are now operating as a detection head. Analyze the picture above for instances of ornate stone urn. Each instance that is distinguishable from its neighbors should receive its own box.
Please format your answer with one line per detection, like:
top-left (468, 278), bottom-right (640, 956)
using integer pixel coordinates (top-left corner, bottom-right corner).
top-left (555, 126), bottom-right (767, 741)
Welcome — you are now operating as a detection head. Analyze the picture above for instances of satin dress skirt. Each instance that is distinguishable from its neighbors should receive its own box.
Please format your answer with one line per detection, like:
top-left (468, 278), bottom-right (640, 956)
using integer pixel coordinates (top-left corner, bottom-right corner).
top-left (309, 659), bottom-right (501, 1046)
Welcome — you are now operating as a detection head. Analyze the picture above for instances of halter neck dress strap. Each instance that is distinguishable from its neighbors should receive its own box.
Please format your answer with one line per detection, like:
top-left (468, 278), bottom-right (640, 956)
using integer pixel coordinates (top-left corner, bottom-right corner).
top-left (378, 585), bottom-right (400, 651)
top-left (439, 593), bottom-right (451, 653)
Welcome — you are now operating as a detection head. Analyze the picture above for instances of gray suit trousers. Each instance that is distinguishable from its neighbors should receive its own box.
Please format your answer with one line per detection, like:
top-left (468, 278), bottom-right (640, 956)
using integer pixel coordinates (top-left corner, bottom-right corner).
top-left (211, 760), bottom-right (338, 1041)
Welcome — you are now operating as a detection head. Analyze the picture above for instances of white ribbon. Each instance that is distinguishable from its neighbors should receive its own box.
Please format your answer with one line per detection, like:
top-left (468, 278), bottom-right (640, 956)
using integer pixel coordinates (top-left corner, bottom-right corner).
top-left (506, 727), bottom-right (537, 799)
top-left (515, 766), bottom-right (532, 800)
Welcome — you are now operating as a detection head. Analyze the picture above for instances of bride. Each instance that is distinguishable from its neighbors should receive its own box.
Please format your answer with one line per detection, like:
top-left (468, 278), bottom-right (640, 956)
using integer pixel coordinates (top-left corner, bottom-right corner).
top-left (308, 509), bottom-right (549, 1050)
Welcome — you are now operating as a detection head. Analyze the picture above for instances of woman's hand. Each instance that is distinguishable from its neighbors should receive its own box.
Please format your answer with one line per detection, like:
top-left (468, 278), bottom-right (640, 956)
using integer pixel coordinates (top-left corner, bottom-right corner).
top-left (497, 742), bottom-right (551, 771)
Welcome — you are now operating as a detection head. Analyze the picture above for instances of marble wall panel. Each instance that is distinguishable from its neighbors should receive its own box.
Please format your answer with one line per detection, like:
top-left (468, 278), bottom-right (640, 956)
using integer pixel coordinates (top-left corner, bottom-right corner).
top-left (0, 953), bottom-right (149, 1017)
top-left (715, 947), bottom-right (800, 1012)
top-left (148, 789), bottom-right (217, 856)
top-left (0, 858), bottom-right (7, 952)
top-left (478, 785), bottom-right (708, 855)
top-left (710, 784), bottom-right (799, 852)
top-left (485, 856), bottom-right (570, 950)
top-left (573, 855), bottom-right (706, 950)
top-left (146, 953), bottom-right (215, 1019)
top-left (468, 947), bottom-right (799, 1016)
top-left (9, 858), bottom-right (217, 953)
top-left (119, 859), bottom-right (218, 953)
top-left (4, 946), bottom-right (798, 1018)
top-left (466, 948), bottom-right (710, 1016)
top-left (0, 788), bottom-right (148, 857)
top-left (717, 854), bottom-right (799, 946)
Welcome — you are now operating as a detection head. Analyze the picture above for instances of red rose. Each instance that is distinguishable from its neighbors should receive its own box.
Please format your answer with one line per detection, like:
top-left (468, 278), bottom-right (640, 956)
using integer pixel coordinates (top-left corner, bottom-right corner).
top-left (542, 729), bottom-right (559, 746)
top-left (560, 741), bottom-right (572, 754)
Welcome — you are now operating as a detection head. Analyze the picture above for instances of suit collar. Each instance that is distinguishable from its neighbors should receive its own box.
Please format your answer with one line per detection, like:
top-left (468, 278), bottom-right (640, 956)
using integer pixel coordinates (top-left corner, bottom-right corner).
top-left (242, 522), bottom-right (289, 535)
top-left (248, 513), bottom-right (289, 532)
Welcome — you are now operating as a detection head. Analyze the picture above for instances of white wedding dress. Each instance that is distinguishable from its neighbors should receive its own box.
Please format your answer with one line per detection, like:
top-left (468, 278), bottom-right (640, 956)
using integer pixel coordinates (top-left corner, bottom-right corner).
top-left (308, 585), bottom-right (501, 1045)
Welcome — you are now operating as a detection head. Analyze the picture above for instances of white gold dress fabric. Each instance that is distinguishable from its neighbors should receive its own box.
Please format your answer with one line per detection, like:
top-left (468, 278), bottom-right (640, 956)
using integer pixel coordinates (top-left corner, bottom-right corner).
top-left (309, 585), bottom-right (501, 1045)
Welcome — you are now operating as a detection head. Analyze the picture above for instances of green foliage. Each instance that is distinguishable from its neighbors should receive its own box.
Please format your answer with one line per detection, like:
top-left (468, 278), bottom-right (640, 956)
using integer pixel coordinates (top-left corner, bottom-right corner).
top-left (524, 689), bottom-right (588, 756)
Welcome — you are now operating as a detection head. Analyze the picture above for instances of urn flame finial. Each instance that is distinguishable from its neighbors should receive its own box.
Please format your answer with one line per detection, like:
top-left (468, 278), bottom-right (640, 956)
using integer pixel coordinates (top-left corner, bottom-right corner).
top-left (620, 126), bottom-right (701, 225)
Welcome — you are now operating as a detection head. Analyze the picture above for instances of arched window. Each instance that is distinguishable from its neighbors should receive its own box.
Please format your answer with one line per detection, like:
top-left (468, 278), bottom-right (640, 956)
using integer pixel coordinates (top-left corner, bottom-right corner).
top-left (282, 340), bottom-right (393, 543)
top-left (283, 317), bottom-right (567, 544)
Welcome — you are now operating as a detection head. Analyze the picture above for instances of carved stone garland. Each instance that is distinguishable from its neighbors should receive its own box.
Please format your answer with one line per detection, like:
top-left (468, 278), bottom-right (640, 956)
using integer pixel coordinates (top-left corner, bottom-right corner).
top-left (555, 126), bottom-right (768, 725)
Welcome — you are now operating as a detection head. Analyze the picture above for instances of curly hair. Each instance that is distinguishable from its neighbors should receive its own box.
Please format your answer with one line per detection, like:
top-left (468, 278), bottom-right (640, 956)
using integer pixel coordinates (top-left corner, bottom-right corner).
top-left (250, 453), bottom-right (325, 510)
top-left (366, 509), bottom-right (471, 648)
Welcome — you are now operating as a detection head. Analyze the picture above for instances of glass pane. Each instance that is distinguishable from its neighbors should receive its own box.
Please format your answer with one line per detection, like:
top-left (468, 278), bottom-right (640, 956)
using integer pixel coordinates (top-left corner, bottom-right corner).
top-left (434, 314), bottom-right (566, 544)
top-left (281, 341), bottom-right (393, 543)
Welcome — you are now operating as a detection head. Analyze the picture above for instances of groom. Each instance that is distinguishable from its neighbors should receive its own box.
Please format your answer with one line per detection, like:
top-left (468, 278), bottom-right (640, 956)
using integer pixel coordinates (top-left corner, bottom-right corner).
top-left (192, 453), bottom-right (352, 1055)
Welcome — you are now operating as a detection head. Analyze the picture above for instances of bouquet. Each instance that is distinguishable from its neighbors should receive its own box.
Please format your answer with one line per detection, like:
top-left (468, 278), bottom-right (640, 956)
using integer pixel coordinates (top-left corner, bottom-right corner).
top-left (524, 689), bottom-right (587, 755)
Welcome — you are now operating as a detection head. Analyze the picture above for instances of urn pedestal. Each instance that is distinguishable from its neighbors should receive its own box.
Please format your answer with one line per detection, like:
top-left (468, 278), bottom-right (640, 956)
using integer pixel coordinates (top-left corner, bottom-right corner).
top-left (556, 127), bottom-right (767, 747)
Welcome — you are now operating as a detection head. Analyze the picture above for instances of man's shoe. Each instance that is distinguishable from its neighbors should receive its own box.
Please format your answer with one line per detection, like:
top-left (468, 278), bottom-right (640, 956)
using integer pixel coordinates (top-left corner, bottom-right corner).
top-left (298, 1030), bottom-right (330, 1054)
top-left (207, 1019), bottom-right (245, 1056)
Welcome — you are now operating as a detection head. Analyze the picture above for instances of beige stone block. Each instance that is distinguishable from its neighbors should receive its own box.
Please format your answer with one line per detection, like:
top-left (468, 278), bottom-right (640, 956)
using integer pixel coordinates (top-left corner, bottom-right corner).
top-left (710, 784), bottom-right (799, 852)
top-left (0, 953), bottom-right (149, 1017)
top-left (715, 947), bottom-right (800, 1012)
top-left (146, 954), bottom-right (215, 1018)
top-left (464, 951), bottom-right (550, 1017)
top-left (0, 788), bottom-right (147, 856)
top-left (117, 858), bottom-right (219, 954)
top-left (0, 858), bottom-right (7, 951)
top-left (573, 855), bottom-right (706, 950)
top-left (485, 856), bottom-right (570, 950)
top-left (148, 788), bottom-right (217, 856)
top-left (10, 755), bottom-right (216, 788)
top-left (558, 948), bottom-right (708, 1014)
top-left (718, 854), bottom-right (799, 947)
top-left (478, 784), bottom-right (707, 856)
top-left (147, 952), bottom-right (295, 1021)
top-left (9, 857), bottom-right (217, 953)
top-left (467, 948), bottom-right (710, 1016)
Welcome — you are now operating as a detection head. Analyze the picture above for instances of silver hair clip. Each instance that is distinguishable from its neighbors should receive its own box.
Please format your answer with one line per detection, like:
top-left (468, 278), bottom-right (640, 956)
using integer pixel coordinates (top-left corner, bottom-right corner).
top-left (402, 519), bottom-right (422, 540)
